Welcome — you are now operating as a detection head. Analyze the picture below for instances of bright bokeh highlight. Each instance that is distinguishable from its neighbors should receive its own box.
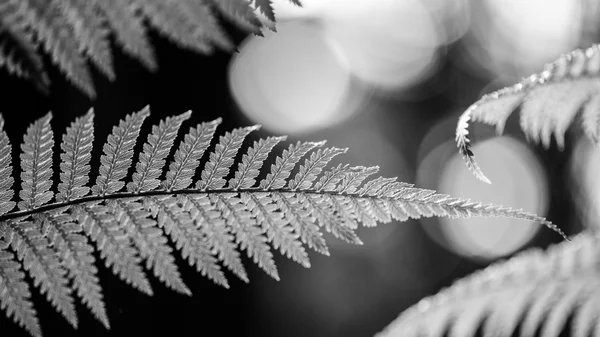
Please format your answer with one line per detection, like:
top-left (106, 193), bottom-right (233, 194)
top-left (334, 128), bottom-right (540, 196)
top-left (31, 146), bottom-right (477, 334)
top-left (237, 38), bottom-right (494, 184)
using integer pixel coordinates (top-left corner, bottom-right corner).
top-left (422, 137), bottom-right (547, 260)
top-left (229, 21), bottom-right (359, 134)
top-left (269, 0), bottom-right (446, 91)
top-left (320, 0), bottom-right (440, 90)
top-left (466, 0), bottom-right (582, 75)
top-left (570, 137), bottom-right (600, 230)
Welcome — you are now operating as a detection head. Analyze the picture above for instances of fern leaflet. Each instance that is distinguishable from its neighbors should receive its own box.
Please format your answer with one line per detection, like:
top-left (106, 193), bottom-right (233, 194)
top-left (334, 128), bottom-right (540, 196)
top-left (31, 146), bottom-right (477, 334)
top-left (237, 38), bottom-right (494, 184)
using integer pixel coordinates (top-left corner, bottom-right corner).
top-left (0, 106), bottom-right (568, 336)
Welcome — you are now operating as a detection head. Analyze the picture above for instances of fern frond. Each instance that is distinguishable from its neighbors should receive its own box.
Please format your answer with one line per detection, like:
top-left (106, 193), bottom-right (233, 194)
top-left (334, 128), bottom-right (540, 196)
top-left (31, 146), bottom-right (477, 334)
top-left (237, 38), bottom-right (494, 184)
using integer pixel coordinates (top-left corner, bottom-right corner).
top-left (456, 44), bottom-right (600, 183)
top-left (377, 231), bottom-right (600, 337)
top-left (5, 219), bottom-right (77, 328)
top-left (0, 106), bottom-right (569, 336)
top-left (0, 0), bottom-right (307, 97)
top-left (19, 113), bottom-right (54, 211)
top-left (0, 230), bottom-right (40, 337)
top-left (57, 109), bottom-right (94, 202)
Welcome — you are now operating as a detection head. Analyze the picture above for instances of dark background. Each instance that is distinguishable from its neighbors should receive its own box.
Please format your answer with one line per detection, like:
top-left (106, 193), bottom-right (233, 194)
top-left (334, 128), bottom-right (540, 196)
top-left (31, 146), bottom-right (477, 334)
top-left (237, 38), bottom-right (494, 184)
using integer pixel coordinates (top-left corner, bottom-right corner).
top-left (0, 6), bottom-right (588, 337)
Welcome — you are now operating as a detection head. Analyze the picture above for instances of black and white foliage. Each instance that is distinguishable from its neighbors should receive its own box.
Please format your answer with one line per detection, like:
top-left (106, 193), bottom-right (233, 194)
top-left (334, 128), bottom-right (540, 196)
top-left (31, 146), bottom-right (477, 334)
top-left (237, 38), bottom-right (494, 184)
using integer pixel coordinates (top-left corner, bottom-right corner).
top-left (0, 0), bottom-right (298, 97)
top-left (456, 44), bottom-right (600, 184)
top-left (378, 232), bottom-right (599, 337)
top-left (381, 43), bottom-right (600, 337)
top-left (0, 106), bottom-right (565, 337)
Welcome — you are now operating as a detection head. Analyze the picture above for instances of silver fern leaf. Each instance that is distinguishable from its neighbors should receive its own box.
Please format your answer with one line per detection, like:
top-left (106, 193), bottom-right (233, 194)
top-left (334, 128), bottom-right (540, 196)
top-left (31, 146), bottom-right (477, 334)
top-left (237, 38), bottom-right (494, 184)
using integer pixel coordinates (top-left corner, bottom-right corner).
top-left (0, 0), bottom-right (302, 97)
top-left (377, 231), bottom-right (600, 337)
top-left (0, 106), bottom-right (568, 336)
top-left (456, 44), bottom-right (600, 183)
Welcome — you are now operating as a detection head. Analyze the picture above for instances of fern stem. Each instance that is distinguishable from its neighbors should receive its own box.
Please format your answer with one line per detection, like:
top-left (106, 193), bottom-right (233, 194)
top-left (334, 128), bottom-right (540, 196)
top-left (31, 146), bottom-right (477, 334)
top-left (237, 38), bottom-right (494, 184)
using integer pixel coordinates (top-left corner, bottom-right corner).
top-left (0, 188), bottom-right (567, 242)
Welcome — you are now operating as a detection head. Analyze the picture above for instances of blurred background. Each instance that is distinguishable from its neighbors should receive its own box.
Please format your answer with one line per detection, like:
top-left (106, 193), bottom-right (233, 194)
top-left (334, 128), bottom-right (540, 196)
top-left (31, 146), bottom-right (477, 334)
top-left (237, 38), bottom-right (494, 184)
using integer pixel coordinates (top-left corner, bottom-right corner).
top-left (0, 0), bottom-right (598, 336)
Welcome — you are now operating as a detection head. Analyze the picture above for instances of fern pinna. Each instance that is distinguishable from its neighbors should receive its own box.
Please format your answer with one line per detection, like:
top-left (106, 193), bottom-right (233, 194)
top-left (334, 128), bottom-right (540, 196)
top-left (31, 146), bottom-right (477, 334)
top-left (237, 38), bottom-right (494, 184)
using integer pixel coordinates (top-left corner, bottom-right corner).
top-left (0, 106), bottom-right (566, 336)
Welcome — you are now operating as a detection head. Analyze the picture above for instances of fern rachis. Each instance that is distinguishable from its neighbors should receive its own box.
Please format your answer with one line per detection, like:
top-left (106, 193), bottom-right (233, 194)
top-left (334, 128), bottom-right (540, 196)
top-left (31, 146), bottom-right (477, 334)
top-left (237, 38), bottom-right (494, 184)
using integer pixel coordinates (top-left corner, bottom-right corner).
top-left (0, 106), bottom-right (567, 336)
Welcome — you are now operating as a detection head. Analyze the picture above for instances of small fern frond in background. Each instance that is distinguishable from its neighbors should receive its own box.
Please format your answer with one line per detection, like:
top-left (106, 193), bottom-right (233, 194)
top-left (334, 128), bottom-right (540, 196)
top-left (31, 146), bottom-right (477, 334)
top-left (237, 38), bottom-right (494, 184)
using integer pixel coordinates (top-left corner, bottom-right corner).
top-left (0, 106), bottom-right (567, 336)
top-left (0, 2), bottom-right (49, 92)
top-left (377, 231), bottom-right (600, 337)
top-left (0, 0), bottom-right (299, 97)
top-left (455, 44), bottom-right (600, 183)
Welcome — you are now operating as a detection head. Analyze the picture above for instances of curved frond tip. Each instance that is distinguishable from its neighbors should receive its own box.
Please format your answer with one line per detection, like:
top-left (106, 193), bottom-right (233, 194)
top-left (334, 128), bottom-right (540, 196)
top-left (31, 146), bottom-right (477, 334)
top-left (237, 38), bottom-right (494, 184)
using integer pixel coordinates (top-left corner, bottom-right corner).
top-left (377, 231), bottom-right (599, 337)
top-left (0, 105), bottom-right (567, 336)
top-left (456, 44), bottom-right (600, 183)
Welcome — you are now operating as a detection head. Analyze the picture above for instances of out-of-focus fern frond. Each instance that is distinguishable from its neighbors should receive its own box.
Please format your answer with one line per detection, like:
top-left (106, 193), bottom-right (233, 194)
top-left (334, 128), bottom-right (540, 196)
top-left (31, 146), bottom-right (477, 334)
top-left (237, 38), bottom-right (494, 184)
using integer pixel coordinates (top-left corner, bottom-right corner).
top-left (208, 0), bottom-right (262, 35)
top-left (0, 0), bottom-right (304, 97)
top-left (0, 106), bottom-right (568, 336)
top-left (377, 231), bottom-right (600, 337)
top-left (456, 44), bottom-right (600, 183)
top-left (19, 0), bottom-right (95, 97)
top-left (253, 0), bottom-right (276, 22)
top-left (0, 1), bottom-right (49, 91)
top-left (95, 0), bottom-right (157, 71)
top-left (55, 0), bottom-right (114, 80)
